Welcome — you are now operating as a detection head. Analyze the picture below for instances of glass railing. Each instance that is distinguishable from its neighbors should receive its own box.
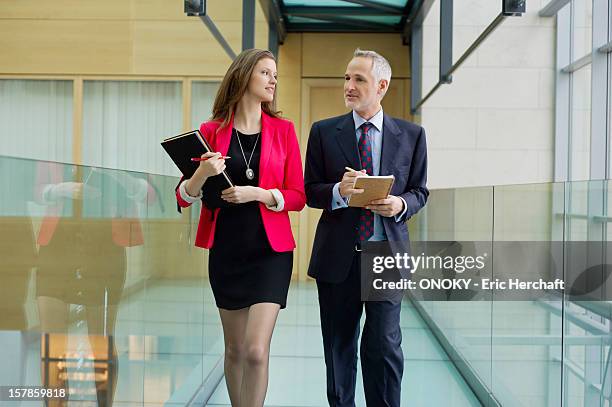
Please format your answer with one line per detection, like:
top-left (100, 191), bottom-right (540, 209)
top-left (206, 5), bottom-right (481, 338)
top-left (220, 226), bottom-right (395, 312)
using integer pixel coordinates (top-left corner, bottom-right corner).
top-left (1, 154), bottom-right (611, 406)
top-left (0, 155), bottom-right (222, 405)
top-left (407, 181), bottom-right (612, 407)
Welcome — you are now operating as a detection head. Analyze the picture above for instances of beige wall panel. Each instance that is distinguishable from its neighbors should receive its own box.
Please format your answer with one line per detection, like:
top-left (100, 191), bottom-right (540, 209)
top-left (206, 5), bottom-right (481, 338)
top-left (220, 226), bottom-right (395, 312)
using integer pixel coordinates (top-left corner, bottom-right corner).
top-left (0, 0), bottom-right (263, 22)
top-left (208, 0), bottom-right (266, 22)
top-left (0, 20), bottom-right (132, 75)
top-left (255, 0), bottom-right (269, 51)
top-left (132, 21), bottom-right (237, 76)
top-left (303, 80), bottom-right (408, 120)
top-left (132, 0), bottom-right (191, 20)
top-left (381, 80), bottom-right (406, 119)
top-left (404, 78), bottom-right (414, 123)
top-left (277, 34), bottom-right (302, 130)
top-left (277, 34), bottom-right (306, 277)
top-left (302, 33), bottom-right (410, 78)
top-left (278, 34), bottom-right (302, 78)
top-left (0, 0), bottom-right (133, 20)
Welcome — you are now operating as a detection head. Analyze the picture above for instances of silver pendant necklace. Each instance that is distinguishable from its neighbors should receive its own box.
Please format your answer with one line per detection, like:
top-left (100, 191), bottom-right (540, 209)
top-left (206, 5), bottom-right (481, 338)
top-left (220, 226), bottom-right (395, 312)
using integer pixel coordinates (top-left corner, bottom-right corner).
top-left (235, 128), bottom-right (260, 180)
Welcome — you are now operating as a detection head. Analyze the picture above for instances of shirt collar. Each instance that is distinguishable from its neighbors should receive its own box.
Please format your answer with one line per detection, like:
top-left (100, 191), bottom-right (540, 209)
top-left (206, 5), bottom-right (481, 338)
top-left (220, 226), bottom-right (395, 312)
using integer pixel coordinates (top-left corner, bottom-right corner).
top-left (353, 108), bottom-right (384, 132)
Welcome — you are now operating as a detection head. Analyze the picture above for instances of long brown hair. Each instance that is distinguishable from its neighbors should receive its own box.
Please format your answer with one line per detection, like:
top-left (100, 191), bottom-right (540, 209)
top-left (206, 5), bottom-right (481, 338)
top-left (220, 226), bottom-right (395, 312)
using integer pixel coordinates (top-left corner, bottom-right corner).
top-left (211, 49), bottom-right (281, 130)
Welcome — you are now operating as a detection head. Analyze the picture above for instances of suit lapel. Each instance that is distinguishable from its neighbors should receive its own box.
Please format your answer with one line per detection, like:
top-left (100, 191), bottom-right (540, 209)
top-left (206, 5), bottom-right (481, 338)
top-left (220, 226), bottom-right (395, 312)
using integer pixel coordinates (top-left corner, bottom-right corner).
top-left (335, 112), bottom-right (361, 170)
top-left (259, 112), bottom-right (272, 186)
top-left (380, 114), bottom-right (401, 175)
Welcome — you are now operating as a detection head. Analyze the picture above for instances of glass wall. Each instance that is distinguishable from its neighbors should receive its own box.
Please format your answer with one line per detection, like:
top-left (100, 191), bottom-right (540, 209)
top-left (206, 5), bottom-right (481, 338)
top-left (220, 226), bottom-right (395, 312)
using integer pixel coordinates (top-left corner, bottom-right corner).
top-left (555, 0), bottom-right (611, 181)
top-left (407, 180), bottom-right (612, 407)
top-left (0, 155), bottom-right (222, 405)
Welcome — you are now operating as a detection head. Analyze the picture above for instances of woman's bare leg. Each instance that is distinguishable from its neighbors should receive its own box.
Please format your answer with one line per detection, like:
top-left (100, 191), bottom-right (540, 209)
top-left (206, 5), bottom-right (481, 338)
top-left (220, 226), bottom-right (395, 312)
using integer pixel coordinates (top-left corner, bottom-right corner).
top-left (240, 302), bottom-right (280, 407)
top-left (218, 307), bottom-right (249, 406)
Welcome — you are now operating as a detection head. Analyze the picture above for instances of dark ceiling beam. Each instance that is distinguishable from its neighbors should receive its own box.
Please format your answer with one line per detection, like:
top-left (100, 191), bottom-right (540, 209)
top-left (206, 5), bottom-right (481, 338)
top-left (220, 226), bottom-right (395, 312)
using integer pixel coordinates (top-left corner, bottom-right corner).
top-left (398, 0), bottom-right (417, 31)
top-left (402, 0), bottom-right (435, 43)
top-left (285, 6), bottom-right (407, 17)
top-left (339, 0), bottom-right (405, 14)
top-left (258, 0), bottom-right (287, 43)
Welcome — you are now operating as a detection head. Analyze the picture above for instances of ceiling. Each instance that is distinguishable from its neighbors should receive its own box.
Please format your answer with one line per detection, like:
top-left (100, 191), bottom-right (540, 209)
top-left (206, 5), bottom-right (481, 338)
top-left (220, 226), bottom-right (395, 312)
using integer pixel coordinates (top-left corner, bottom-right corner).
top-left (273, 0), bottom-right (420, 35)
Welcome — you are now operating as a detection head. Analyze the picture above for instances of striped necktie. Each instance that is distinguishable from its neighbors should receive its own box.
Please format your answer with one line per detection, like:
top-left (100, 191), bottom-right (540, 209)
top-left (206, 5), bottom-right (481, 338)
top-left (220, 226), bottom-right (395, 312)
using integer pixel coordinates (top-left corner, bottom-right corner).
top-left (357, 122), bottom-right (374, 242)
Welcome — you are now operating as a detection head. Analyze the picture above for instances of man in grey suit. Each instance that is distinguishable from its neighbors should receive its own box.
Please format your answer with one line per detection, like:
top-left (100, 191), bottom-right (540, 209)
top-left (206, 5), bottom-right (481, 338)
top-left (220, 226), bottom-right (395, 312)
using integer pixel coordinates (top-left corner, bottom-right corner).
top-left (304, 49), bottom-right (429, 406)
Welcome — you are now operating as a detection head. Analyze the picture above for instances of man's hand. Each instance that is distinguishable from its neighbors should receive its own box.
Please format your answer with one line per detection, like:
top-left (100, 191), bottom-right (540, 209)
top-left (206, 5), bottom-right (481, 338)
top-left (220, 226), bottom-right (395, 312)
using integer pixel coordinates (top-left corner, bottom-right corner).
top-left (221, 186), bottom-right (261, 204)
top-left (339, 169), bottom-right (367, 198)
top-left (366, 195), bottom-right (404, 217)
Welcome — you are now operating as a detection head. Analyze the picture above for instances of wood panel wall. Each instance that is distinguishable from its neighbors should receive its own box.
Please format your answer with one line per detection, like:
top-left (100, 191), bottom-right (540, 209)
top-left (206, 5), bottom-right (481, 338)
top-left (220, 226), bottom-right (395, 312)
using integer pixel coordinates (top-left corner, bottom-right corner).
top-left (0, 0), bottom-right (268, 76)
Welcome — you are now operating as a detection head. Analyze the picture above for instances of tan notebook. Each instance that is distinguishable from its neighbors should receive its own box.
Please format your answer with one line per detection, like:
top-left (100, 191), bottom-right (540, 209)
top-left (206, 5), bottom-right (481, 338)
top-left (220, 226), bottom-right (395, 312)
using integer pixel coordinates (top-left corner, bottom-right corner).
top-left (348, 175), bottom-right (395, 207)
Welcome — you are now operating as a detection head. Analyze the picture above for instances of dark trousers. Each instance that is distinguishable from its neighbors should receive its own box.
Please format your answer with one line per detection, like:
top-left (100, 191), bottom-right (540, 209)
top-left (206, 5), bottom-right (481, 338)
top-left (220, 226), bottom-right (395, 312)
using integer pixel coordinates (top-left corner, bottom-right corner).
top-left (317, 252), bottom-right (404, 407)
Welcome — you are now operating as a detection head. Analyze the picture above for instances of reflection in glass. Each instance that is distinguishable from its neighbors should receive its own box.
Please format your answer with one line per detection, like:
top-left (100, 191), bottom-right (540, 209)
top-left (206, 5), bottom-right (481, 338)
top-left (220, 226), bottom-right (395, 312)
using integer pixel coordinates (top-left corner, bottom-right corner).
top-left (35, 161), bottom-right (151, 406)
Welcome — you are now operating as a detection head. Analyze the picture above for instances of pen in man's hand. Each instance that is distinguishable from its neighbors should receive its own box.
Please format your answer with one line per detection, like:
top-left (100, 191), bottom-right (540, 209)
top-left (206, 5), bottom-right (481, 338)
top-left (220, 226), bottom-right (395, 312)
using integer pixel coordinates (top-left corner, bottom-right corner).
top-left (191, 156), bottom-right (230, 162)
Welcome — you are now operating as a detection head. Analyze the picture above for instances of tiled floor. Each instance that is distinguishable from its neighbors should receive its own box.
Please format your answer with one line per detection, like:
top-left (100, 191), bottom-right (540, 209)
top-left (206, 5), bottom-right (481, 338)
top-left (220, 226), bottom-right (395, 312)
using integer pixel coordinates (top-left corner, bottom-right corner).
top-left (205, 281), bottom-right (481, 407)
top-left (6, 279), bottom-right (481, 406)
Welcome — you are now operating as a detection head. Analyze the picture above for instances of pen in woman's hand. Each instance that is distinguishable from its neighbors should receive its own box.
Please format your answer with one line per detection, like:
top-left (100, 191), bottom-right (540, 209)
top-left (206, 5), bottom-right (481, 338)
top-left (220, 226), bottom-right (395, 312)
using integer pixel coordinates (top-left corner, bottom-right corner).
top-left (191, 156), bottom-right (230, 162)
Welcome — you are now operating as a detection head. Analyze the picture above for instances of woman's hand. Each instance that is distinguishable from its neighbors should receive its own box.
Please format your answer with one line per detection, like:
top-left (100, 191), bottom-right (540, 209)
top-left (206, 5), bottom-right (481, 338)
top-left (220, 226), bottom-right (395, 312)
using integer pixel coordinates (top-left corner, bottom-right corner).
top-left (185, 152), bottom-right (227, 197)
top-left (221, 186), bottom-right (265, 204)
top-left (194, 152), bottom-right (227, 179)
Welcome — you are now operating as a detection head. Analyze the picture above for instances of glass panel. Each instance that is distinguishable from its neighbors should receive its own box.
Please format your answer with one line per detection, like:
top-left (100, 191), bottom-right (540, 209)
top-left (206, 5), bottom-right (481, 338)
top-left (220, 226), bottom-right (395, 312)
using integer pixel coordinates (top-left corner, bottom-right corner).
top-left (0, 79), bottom-right (73, 162)
top-left (282, 0), bottom-right (360, 6)
top-left (82, 80), bottom-right (183, 177)
top-left (408, 186), bottom-right (494, 390)
top-left (0, 155), bottom-right (220, 405)
top-left (281, 0), bottom-right (408, 7)
top-left (570, 66), bottom-right (592, 181)
top-left (609, 44), bottom-right (612, 180)
top-left (491, 182), bottom-right (564, 406)
top-left (563, 180), bottom-right (610, 407)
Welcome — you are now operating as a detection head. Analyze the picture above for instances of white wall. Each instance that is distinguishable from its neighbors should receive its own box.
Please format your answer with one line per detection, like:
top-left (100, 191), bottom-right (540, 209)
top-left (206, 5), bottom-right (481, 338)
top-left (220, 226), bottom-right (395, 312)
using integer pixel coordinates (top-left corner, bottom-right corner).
top-left (421, 0), bottom-right (555, 189)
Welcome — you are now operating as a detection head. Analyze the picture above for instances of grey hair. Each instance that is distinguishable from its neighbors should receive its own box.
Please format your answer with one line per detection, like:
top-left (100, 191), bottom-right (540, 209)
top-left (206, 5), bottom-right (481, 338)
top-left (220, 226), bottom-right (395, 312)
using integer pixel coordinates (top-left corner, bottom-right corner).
top-left (353, 48), bottom-right (392, 87)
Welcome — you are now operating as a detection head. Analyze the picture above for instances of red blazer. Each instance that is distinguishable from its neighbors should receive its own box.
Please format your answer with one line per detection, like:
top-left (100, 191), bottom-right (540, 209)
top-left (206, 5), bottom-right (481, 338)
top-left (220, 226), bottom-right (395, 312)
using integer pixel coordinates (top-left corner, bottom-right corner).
top-left (176, 112), bottom-right (306, 252)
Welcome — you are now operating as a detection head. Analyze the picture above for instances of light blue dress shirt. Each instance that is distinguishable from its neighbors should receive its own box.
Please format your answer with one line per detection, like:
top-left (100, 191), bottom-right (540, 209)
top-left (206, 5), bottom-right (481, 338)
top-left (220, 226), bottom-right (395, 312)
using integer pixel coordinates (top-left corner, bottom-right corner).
top-left (331, 109), bottom-right (408, 241)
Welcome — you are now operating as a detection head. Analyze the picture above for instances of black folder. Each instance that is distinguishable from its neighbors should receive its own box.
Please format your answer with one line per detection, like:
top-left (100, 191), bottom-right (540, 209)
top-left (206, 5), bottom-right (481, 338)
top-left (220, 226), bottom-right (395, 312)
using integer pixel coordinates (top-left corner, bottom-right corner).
top-left (161, 130), bottom-right (234, 208)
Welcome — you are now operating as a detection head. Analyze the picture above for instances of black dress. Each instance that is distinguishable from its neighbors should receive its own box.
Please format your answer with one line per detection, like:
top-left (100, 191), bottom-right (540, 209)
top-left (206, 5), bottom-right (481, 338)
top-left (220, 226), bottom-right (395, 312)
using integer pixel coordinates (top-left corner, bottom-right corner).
top-left (206, 129), bottom-right (293, 310)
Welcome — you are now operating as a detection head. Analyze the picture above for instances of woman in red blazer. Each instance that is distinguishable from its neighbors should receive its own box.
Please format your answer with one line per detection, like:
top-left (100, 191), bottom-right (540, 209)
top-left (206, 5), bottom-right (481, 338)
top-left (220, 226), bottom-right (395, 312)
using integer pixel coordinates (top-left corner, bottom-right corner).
top-left (175, 49), bottom-right (305, 407)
